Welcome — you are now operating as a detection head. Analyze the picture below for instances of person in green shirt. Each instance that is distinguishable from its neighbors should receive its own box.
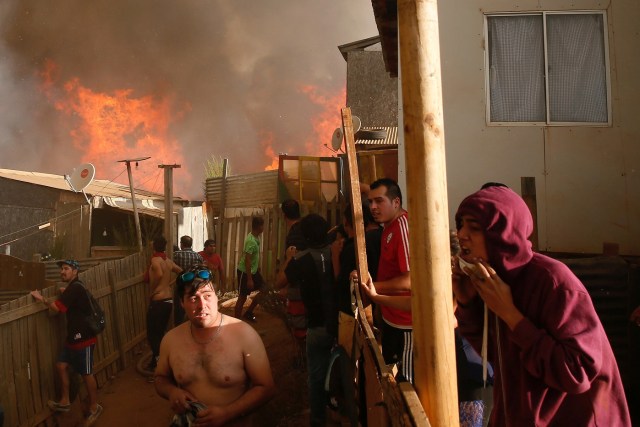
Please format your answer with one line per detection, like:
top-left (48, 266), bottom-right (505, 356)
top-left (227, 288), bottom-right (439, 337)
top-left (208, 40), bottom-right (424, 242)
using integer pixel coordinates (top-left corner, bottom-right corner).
top-left (235, 216), bottom-right (266, 322)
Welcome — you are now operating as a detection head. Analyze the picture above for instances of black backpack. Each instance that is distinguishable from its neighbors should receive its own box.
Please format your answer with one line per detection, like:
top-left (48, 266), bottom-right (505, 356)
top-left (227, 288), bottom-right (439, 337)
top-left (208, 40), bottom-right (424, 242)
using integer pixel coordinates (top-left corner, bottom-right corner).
top-left (84, 288), bottom-right (106, 335)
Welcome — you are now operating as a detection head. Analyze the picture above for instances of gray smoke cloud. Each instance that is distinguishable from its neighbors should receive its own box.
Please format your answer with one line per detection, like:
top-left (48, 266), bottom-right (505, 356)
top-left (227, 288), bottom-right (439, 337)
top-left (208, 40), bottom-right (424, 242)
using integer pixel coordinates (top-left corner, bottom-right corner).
top-left (0, 0), bottom-right (377, 198)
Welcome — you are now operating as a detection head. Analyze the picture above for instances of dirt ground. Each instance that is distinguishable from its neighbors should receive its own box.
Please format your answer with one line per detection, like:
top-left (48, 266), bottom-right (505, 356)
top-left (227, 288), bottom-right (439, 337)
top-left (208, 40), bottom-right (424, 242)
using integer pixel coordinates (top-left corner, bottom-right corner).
top-left (91, 299), bottom-right (311, 427)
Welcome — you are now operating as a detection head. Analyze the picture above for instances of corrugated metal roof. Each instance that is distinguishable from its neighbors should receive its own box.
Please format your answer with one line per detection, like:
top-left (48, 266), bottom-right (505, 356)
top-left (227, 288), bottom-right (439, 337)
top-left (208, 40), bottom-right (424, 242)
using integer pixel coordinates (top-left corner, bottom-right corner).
top-left (0, 168), bottom-right (171, 200)
top-left (355, 126), bottom-right (398, 146)
top-left (0, 168), bottom-right (181, 218)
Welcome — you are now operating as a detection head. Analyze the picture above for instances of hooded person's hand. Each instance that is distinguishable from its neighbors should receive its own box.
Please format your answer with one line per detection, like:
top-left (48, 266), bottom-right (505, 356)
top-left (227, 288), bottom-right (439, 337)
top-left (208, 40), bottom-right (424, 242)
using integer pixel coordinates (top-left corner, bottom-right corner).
top-left (451, 256), bottom-right (478, 305)
top-left (465, 260), bottom-right (524, 330)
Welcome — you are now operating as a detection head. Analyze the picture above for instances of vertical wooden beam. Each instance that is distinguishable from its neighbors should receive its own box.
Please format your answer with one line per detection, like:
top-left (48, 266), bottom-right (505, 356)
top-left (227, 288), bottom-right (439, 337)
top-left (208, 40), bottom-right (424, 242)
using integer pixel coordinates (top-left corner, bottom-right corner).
top-left (117, 157), bottom-right (150, 253)
top-left (397, 0), bottom-right (459, 425)
top-left (216, 159), bottom-right (229, 249)
top-left (159, 164), bottom-right (181, 260)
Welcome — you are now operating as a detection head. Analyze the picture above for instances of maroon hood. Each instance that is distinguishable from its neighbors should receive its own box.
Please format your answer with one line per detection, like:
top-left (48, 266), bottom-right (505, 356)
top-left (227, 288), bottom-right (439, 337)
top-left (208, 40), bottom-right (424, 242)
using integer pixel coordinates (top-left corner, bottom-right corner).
top-left (455, 186), bottom-right (534, 281)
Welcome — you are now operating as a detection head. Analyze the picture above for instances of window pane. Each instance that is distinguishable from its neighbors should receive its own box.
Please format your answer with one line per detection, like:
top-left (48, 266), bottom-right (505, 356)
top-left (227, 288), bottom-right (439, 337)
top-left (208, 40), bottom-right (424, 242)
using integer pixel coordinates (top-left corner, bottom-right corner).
top-left (488, 15), bottom-right (545, 122)
top-left (300, 160), bottom-right (320, 180)
top-left (546, 14), bottom-right (608, 122)
top-left (321, 183), bottom-right (338, 202)
top-left (320, 160), bottom-right (338, 182)
top-left (301, 181), bottom-right (319, 201)
top-left (282, 159), bottom-right (298, 180)
top-left (283, 180), bottom-right (299, 201)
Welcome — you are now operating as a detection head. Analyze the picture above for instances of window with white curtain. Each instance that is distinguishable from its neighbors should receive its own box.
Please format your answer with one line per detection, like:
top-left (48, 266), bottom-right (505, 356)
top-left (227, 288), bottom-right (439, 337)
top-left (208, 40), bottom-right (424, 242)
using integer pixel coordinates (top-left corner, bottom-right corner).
top-left (486, 12), bottom-right (610, 125)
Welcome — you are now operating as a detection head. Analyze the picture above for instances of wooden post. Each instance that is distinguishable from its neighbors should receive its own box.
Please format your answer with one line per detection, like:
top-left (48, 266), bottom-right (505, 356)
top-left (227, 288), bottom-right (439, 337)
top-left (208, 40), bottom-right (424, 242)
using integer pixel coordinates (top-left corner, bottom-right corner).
top-left (216, 159), bottom-right (229, 253)
top-left (398, 0), bottom-right (460, 425)
top-left (108, 268), bottom-right (127, 369)
top-left (159, 164), bottom-right (181, 260)
top-left (117, 157), bottom-right (150, 253)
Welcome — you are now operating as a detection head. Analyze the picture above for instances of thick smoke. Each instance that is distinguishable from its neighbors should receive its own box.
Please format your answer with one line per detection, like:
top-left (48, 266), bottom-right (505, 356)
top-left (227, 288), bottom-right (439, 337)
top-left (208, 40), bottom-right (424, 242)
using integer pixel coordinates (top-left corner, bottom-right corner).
top-left (0, 0), bottom-right (377, 198)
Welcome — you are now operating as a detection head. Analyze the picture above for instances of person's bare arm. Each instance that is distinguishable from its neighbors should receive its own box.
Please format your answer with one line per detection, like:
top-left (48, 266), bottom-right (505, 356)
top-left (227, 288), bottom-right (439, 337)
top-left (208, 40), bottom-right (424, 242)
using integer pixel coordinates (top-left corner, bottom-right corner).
top-left (360, 273), bottom-right (411, 311)
top-left (373, 271), bottom-right (411, 294)
top-left (195, 324), bottom-right (275, 426)
top-left (154, 334), bottom-right (197, 414)
top-left (149, 257), bottom-right (164, 291)
top-left (171, 260), bottom-right (183, 274)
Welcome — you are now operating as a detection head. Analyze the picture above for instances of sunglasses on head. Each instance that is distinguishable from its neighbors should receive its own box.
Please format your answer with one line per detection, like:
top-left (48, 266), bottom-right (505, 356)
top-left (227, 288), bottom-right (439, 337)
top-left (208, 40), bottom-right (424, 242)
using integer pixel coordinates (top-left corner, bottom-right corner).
top-left (181, 268), bottom-right (211, 282)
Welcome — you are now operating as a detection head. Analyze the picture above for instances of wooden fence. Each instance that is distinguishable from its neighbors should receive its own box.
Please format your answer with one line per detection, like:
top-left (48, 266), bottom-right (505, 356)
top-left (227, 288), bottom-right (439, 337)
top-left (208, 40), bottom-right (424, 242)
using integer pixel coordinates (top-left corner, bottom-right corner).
top-left (0, 252), bottom-right (150, 427)
top-left (215, 199), bottom-right (345, 294)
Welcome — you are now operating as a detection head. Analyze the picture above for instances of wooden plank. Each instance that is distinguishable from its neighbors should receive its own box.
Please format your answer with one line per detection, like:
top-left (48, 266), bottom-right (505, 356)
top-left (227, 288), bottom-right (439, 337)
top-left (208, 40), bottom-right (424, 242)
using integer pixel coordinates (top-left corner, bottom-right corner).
top-left (1, 323), bottom-right (18, 427)
top-left (27, 313), bottom-right (43, 418)
top-left (12, 317), bottom-right (29, 423)
top-left (109, 268), bottom-right (127, 369)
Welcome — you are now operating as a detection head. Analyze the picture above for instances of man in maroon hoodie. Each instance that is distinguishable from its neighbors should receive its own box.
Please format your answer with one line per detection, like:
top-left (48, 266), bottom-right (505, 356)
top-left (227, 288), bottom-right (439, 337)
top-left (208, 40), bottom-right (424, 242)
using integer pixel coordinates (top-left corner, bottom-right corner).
top-left (453, 185), bottom-right (630, 426)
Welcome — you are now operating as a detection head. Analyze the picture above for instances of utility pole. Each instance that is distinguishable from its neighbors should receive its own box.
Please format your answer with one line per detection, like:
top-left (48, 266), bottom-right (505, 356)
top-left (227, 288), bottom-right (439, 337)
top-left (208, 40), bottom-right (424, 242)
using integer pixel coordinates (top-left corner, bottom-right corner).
top-left (159, 164), bottom-right (181, 259)
top-left (117, 156), bottom-right (150, 253)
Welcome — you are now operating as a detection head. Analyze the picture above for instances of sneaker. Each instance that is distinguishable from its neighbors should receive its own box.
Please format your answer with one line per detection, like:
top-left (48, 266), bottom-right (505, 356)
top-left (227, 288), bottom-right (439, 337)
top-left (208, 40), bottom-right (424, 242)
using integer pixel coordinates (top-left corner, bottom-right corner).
top-left (243, 311), bottom-right (257, 323)
top-left (47, 400), bottom-right (71, 413)
top-left (85, 404), bottom-right (103, 427)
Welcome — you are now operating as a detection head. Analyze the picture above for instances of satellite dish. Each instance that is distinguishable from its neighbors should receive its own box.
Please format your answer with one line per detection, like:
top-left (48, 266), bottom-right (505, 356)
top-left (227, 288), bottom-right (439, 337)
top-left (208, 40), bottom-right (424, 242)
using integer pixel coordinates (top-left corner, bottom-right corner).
top-left (352, 116), bottom-right (362, 133)
top-left (65, 163), bottom-right (95, 204)
top-left (331, 127), bottom-right (344, 152)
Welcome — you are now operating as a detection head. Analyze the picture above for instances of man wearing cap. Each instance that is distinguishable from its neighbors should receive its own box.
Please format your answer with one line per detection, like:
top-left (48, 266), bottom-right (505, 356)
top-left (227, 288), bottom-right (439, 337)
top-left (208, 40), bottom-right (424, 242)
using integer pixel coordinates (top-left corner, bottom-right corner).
top-left (198, 239), bottom-right (225, 288)
top-left (30, 260), bottom-right (103, 426)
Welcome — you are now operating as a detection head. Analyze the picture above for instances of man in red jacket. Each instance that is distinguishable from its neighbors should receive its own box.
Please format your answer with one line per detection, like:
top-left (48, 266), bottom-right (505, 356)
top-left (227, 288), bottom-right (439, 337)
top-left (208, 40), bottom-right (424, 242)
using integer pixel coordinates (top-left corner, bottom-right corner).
top-left (453, 186), bottom-right (631, 426)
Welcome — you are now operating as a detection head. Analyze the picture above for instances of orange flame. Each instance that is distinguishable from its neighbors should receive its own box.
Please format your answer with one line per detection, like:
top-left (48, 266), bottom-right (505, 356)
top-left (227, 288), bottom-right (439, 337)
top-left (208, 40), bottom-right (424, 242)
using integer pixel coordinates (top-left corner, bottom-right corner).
top-left (39, 59), bottom-right (188, 195)
top-left (298, 84), bottom-right (345, 156)
top-left (259, 130), bottom-right (279, 171)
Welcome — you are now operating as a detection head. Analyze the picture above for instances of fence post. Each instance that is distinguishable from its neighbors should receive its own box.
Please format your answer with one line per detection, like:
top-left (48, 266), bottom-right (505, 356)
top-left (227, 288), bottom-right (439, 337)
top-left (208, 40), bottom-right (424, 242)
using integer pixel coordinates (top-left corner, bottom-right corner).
top-left (108, 268), bottom-right (127, 369)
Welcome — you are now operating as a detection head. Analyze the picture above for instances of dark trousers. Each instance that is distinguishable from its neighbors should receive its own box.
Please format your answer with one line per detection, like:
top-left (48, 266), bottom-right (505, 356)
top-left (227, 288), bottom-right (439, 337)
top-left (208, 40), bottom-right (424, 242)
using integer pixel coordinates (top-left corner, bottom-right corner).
top-left (147, 299), bottom-right (173, 359)
top-left (382, 322), bottom-right (414, 384)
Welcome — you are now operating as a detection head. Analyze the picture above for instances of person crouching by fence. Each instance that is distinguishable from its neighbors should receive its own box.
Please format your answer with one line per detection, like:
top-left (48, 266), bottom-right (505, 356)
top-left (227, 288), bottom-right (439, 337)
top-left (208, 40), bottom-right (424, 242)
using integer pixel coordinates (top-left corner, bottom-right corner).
top-left (30, 259), bottom-right (103, 426)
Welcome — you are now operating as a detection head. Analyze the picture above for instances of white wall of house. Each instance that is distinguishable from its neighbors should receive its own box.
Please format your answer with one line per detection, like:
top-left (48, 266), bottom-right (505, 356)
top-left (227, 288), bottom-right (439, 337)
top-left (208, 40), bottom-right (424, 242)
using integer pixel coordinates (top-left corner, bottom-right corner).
top-left (432, 0), bottom-right (640, 255)
top-left (177, 204), bottom-right (208, 251)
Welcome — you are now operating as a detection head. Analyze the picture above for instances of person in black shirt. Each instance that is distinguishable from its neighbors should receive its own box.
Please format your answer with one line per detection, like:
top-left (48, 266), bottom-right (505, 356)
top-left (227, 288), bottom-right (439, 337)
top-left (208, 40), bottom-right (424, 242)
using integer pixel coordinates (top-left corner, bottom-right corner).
top-left (282, 214), bottom-right (338, 427)
top-left (30, 259), bottom-right (103, 426)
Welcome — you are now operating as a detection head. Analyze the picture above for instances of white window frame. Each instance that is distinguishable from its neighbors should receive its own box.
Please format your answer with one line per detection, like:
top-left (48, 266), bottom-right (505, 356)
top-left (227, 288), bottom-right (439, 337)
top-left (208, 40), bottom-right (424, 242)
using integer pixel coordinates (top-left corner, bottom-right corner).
top-left (484, 11), bottom-right (612, 127)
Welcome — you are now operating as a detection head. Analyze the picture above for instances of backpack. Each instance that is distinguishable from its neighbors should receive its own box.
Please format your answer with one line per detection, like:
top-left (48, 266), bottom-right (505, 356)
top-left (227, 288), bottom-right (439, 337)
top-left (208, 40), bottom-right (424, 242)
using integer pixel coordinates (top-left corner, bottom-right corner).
top-left (84, 288), bottom-right (106, 335)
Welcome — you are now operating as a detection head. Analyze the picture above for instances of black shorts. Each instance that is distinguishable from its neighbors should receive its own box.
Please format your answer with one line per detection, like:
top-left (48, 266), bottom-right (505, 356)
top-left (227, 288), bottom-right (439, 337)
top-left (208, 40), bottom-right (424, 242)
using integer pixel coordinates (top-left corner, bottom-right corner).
top-left (237, 269), bottom-right (265, 296)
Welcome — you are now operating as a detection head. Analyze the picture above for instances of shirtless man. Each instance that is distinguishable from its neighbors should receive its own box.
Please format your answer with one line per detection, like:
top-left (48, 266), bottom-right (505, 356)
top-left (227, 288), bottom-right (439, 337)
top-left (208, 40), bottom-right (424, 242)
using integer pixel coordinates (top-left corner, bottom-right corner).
top-left (155, 266), bottom-right (275, 426)
top-left (147, 236), bottom-right (182, 371)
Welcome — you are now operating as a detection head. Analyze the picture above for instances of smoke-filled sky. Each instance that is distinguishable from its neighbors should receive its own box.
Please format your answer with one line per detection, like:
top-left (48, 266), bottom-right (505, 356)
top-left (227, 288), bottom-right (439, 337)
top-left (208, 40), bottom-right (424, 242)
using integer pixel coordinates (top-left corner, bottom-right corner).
top-left (0, 1), bottom-right (378, 199)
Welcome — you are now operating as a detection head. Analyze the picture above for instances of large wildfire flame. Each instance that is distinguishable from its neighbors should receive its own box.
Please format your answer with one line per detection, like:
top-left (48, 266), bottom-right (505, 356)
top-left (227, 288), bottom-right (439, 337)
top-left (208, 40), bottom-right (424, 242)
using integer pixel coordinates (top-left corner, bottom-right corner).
top-left (260, 85), bottom-right (345, 171)
top-left (298, 84), bottom-right (345, 155)
top-left (39, 59), bottom-right (188, 195)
